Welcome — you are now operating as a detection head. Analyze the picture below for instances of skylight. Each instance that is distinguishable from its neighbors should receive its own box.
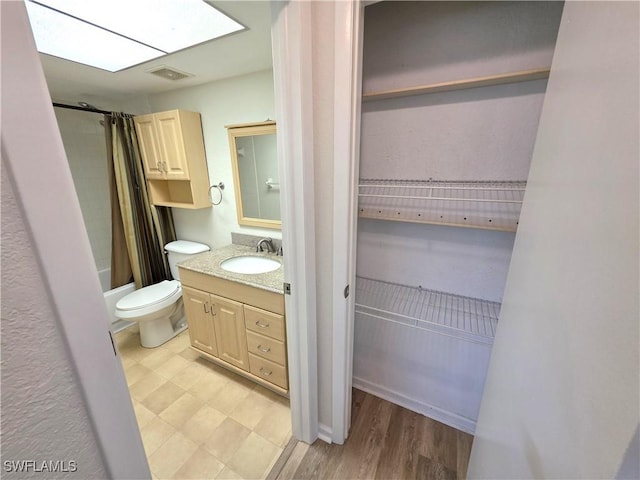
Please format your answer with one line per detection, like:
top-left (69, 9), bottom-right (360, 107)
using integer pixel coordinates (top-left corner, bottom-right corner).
top-left (25, 0), bottom-right (245, 72)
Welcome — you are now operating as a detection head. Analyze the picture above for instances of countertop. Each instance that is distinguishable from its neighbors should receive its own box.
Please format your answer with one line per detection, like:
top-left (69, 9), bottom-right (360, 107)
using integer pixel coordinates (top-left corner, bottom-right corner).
top-left (177, 244), bottom-right (284, 294)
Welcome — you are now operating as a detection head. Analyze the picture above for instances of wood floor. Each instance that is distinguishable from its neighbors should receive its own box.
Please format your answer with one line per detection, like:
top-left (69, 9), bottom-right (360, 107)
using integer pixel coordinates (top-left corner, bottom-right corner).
top-left (268, 389), bottom-right (473, 480)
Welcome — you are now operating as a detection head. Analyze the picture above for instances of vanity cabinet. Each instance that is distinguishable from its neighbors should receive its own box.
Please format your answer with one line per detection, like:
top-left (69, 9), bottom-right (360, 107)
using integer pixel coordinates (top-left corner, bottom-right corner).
top-left (244, 305), bottom-right (287, 388)
top-left (134, 109), bottom-right (211, 209)
top-left (183, 287), bottom-right (219, 356)
top-left (179, 267), bottom-right (288, 394)
top-left (210, 294), bottom-right (250, 371)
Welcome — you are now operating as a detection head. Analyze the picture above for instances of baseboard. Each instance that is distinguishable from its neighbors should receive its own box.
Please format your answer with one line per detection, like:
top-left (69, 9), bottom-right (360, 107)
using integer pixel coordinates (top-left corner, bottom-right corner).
top-left (317, 423), bottom-right (333, 444)
top-left (352, 376), bottom-right (476, 435)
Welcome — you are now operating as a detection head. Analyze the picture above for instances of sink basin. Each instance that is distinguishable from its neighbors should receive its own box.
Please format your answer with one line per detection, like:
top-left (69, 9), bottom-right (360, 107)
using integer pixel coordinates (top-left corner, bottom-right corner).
top-left (220, 255), bottom-right (281, 274)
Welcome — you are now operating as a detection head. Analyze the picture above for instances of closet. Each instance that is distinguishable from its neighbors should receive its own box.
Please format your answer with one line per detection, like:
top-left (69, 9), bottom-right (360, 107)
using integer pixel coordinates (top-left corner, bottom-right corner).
top-left (353, 1), bottom-right (564, 434)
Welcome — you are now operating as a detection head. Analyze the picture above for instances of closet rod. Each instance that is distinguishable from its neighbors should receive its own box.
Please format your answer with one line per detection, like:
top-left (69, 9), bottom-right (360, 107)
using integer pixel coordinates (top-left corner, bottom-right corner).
top-left (52, 102), bottom-right (131, 116)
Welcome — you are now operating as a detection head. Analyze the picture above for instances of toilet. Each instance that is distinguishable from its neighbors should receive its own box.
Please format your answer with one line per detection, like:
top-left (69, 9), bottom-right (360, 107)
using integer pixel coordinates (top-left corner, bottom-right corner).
top-left (115, 240), bottom-right (210, 348)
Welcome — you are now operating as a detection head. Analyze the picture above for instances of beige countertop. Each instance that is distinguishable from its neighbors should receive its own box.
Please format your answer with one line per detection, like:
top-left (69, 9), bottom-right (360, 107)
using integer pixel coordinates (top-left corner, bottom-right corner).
top-left (177, 244), bottom-right (284, 294)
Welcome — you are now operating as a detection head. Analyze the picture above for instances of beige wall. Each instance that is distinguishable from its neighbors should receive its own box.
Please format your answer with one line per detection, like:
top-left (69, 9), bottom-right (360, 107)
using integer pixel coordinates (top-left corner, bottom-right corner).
top-left (469, 1), bottom-right (639, 478)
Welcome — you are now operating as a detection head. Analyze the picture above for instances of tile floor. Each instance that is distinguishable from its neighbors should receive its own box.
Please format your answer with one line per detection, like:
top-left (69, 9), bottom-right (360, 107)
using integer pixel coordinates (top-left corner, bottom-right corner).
top-left (115, 327), bottom-right (291, 479)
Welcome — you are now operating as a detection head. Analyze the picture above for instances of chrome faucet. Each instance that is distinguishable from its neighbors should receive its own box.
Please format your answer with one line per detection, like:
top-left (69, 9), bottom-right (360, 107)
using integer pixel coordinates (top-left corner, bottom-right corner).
top-left (256, 238), bottom-right (275, 253)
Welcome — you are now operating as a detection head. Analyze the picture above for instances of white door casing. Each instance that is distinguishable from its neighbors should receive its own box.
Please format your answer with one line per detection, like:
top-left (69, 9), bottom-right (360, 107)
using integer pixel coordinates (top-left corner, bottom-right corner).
top-left (330, 0), bottom-right (365, 445)
top-left (270, 0), bottom-right (319, 444)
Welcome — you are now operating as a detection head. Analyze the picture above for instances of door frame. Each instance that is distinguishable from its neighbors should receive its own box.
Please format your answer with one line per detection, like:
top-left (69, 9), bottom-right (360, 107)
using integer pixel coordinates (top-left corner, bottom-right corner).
top-left (270, 0), bottom-right (319, 444)
top-left (330, 0), bottom-right (365, 444)
top-left (271, 0), bottom-right (366, 444)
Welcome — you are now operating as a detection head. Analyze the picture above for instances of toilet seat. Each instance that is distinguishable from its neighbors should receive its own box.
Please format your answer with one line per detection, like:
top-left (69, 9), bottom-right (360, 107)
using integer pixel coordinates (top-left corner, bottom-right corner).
top-left (115, 280), bottom-right (182, 319)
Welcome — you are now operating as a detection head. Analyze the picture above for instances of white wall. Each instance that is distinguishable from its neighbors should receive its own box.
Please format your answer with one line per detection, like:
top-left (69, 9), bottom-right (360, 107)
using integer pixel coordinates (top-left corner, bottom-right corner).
top-left (1, 162), bottom-right (108, 480)
top-left (362, 1), bottom-right (563, 94)
top-left (54, 108), bottom-right (111, 273)
top-left (469, 1), bottom-right (639, 478)
top-left (357, 220), bottom-right (515, 302)
top-left (145, 69), bottom-right (279, 249)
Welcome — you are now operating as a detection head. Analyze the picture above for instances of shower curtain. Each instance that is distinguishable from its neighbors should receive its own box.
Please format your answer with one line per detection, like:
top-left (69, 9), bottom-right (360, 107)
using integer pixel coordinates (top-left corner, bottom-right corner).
top-left (105, 113), bottom-right (176, 289)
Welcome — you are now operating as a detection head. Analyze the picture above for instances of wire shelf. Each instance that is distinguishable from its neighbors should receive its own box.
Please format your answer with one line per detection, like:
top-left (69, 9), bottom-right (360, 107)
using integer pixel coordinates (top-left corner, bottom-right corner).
top-left (358, 179), bottom-right (527, 232)
top-left (355, 276), bottom-right (500, 344)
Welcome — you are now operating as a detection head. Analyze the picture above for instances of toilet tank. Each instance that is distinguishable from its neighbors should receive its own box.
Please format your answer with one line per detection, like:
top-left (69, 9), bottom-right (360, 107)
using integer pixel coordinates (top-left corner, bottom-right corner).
top-left (165, 240), bottom-right (210, 280)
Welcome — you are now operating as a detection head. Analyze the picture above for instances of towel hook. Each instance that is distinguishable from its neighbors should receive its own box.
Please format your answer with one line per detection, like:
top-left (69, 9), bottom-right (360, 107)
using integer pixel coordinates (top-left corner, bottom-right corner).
top-left (209, 182), bottom-right (225, 205)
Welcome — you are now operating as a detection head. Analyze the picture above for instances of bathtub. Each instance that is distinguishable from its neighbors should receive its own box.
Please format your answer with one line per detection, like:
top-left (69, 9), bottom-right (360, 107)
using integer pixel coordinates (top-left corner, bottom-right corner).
top-left (99, 268), bottom-right (136, 333)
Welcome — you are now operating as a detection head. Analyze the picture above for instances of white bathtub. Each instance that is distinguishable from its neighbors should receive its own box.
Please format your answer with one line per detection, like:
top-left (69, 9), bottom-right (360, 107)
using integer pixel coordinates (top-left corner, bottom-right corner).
top-left (99, 268), bottom-right (136, 333)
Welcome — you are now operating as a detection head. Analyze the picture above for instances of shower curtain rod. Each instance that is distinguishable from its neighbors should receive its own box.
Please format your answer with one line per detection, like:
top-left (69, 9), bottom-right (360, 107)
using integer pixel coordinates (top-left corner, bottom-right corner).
top-left (52, 102), bottom-right (132, 116)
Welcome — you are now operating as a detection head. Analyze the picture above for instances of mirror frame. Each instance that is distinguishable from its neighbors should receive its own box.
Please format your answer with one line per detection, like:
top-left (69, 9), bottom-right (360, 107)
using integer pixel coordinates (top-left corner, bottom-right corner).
top-left (226, 121), bottom-right (280, 229)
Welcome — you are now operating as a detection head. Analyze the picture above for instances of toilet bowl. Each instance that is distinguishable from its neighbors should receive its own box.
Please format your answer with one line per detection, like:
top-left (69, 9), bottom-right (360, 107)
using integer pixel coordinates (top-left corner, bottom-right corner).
top-left (115, 240), bottom-right (210, 348)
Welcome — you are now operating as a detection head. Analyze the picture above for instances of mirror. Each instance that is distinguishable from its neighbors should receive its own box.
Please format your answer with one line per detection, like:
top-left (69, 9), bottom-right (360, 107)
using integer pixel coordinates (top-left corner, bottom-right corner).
top-left (227, 121), bottom-right (280, 229)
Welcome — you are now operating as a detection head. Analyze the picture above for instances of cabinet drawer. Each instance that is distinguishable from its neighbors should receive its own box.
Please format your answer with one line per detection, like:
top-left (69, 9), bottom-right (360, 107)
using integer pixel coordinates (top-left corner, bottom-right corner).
top-left (246, 330), bottom-right (287, 366)
top-left (244, 305), bottom-right (285, 341)
top-left (249, 353), bottom-right (288, 389)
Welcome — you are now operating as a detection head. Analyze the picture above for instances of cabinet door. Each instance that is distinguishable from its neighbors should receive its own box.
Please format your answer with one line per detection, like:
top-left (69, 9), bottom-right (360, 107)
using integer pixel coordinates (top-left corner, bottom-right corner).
top-left (155, 111), bottom-right (190, 180)
top-left (211, 294), bottom-right (250, 371)
top-left (134, 114), bottom-right (165, 179)
top-left (183, 286), bottom-right (218, 357)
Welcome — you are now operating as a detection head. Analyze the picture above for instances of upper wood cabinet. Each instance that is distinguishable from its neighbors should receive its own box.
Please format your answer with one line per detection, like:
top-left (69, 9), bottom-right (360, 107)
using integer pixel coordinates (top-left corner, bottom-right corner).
top-left (135, 114), bottom-right (164, 178)
top-left (134, 109), bottom-right (211, 208)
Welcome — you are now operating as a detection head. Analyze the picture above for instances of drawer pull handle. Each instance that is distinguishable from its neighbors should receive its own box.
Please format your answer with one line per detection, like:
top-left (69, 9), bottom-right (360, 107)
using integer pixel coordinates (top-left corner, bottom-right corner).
top-left (203, 302), bottom-right (209, 313)
top-left (257, 344), bottom-right (271, 353)
top-left (255, 321), bottom-right (270, 328)
top-left (259, 367), bottom-right (273, 376)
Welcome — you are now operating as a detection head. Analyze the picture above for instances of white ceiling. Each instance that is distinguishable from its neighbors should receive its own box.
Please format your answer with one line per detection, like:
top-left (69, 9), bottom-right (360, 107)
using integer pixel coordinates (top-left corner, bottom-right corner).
top-left (38, 1), bottom-right (273, 108)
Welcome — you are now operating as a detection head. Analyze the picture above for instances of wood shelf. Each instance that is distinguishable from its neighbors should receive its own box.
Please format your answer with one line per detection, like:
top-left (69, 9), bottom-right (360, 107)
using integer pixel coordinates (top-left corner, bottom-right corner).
top-left (358, 179), bottom-right (526, 232)
top-left (362, 67), bottom-right (550, 102)
top-left (147, 179), bottom-right (210, 209)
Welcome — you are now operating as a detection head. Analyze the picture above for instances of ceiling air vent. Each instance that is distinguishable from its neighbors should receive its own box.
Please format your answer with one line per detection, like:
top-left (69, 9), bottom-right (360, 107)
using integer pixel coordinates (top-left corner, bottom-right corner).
top-left (148, 66), bottom-right (192, 81)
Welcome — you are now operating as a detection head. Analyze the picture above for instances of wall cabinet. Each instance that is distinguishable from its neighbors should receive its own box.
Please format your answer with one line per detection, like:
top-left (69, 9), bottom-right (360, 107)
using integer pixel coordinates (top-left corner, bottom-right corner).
top-left (134, 109), bottom-right (211, 209)
top-left (180, 268), bottom-right (288, 394)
